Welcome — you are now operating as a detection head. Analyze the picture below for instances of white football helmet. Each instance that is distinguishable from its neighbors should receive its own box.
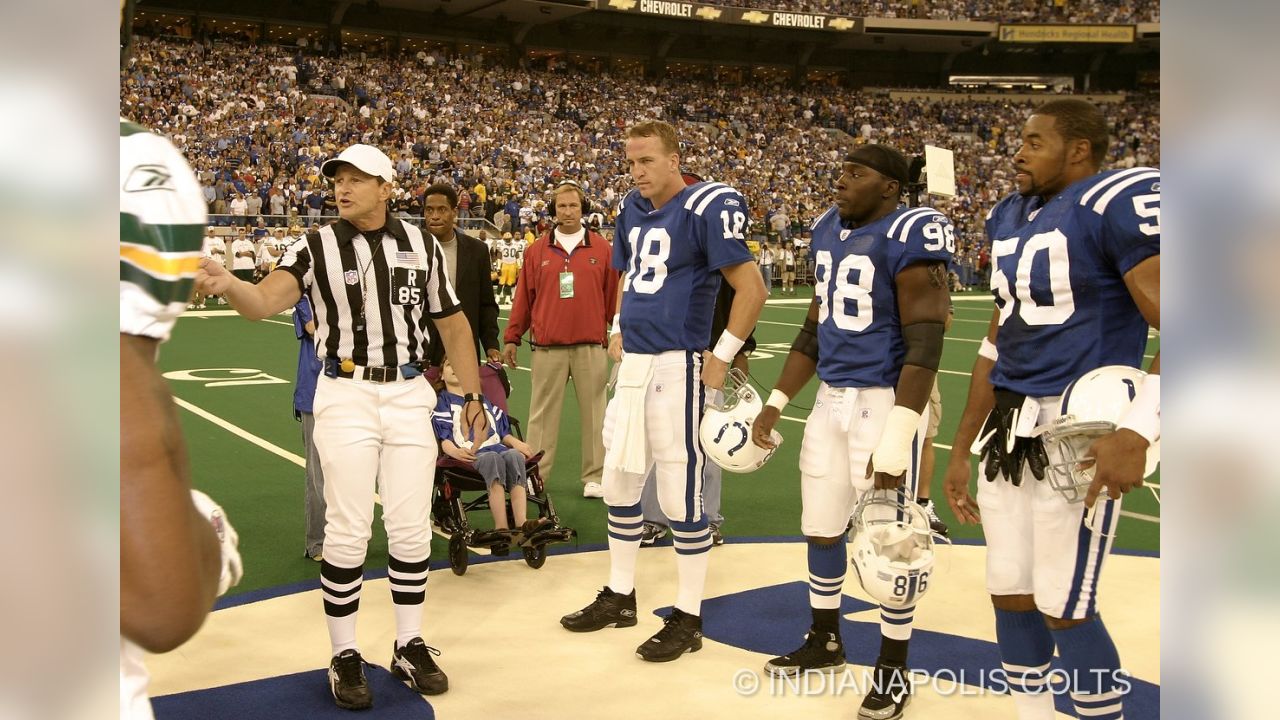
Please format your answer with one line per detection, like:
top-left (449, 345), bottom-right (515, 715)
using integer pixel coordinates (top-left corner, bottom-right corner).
top-left (700, 369), bottom-right (781, 473)
top-left (849, 490), bottom-right (940, 609)
top-left (1037, 365), bottom-right (1161, 506)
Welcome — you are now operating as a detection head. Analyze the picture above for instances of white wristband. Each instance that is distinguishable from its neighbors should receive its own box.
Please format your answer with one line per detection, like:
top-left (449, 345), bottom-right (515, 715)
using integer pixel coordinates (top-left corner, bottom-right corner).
top-left (712, 329), bottom-right (746, 364)
top-left (978, 337), bottom-right (999, 362)
top-left (766, 389), bottom-right (790, 411)
top-left (1118, 373), bottom-right (1160, 445)
top-left (871, 405), bottom-right (923, 476)
top-left (610, 313), bottom-right (621, 337)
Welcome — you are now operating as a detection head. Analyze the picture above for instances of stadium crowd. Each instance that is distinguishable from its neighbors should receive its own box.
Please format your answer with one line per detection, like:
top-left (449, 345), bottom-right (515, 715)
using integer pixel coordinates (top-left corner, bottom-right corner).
top-left (699, 0), bottom-right (1160, 24)
top-left (121, 32), bottom-right (1158, 286)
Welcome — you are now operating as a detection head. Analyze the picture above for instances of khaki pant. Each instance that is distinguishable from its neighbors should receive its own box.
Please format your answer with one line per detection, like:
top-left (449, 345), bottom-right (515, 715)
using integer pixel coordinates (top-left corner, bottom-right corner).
top-left (526, 344), bottom-right (607, 488)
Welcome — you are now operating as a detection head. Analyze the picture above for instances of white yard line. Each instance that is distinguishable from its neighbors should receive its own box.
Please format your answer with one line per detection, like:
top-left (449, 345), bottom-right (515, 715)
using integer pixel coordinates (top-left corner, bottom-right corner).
top-left (173, 397), bottom-right (304, 468)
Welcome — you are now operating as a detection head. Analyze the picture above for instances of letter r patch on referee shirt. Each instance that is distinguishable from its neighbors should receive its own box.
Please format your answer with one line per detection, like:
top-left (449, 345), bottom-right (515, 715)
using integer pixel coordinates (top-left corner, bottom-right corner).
top-left (392, 266), bottom-right (426, 305)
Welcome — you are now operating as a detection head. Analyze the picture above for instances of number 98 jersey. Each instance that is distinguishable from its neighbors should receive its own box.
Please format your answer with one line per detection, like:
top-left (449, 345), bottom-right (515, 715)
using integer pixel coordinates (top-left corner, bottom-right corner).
top-left (612, 182), bottom-right (755, 354)
top-left (985, 167), bottom-right (1160, 397)
top-left (809, 205), bottom-right (955, 388)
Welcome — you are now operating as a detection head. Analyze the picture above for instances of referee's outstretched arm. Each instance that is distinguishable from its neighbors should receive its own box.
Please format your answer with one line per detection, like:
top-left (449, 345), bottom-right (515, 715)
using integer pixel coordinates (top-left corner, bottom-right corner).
top-left (195, 259), bottom-right (301, 321)
top-left (434, 309), bottom-right (491, 441)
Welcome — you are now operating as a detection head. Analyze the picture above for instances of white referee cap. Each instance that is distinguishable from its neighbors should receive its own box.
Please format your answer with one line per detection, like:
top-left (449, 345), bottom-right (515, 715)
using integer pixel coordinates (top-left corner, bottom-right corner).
top-left (322, 144), bottom-right (395, 182)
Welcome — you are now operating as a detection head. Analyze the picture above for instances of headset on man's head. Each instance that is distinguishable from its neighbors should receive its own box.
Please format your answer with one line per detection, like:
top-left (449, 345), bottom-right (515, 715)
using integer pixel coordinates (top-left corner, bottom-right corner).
top-left (549, 179), bottom-right (591, 219)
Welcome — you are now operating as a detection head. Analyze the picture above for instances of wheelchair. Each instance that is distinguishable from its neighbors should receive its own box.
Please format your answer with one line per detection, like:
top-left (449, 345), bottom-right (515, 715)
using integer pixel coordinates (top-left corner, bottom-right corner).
top-left (429, 362), bottom-right (576, 575)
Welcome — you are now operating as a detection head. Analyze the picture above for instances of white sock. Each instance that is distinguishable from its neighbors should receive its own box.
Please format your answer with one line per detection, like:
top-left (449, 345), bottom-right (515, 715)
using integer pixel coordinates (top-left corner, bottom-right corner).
top-left (607, 507), bottom-right (644, 595)
top-left (671, 520), bottom-right (712, 615)
top-left (674, 550), bottom-right (710, 615)
top-left (326, 614), bottom-right (359, 656)
top-left (1009, 691), bottom-right (1057, 719)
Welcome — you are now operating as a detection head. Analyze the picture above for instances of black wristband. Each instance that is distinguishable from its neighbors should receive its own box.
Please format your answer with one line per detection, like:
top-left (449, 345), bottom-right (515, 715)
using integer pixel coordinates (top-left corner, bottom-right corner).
top-left (463, 392), bottom-right (483, 404)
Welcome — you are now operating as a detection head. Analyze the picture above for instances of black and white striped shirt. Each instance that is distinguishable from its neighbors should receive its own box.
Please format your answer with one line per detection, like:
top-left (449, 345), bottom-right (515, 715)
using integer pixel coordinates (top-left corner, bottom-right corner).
top-left (277, 218), bottom-right (461, 367)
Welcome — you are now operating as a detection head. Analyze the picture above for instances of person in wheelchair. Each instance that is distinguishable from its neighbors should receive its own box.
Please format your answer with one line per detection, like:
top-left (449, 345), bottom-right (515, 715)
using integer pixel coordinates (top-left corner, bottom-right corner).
top-left (431, 357), bottom-right (547, 553)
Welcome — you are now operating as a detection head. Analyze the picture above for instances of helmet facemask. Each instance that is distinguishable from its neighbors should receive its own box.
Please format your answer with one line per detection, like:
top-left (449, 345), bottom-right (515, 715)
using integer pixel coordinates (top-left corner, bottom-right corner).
top-left (1038, 416), bottom-right (1115, 504)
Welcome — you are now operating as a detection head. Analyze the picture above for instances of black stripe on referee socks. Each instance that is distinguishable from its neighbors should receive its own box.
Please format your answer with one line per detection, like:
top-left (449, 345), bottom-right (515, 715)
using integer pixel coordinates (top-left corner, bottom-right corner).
top-left (388, 556), bottom-right (431, 573)
top-left (324, 599), bottom-right (361, 617)
top-left (321, 561), bottom-right (364, 584)
top-left (391, 591), bottom-right (426, 606)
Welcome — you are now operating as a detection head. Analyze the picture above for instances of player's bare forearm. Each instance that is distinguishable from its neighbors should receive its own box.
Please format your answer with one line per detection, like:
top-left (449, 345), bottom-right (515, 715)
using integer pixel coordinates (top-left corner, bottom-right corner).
top-left (120, 334), bottom-right (221, 653)
top-left (773, 296), bottom-right (821, 398)
top-left (719, 260), bottom-right (767, 342)
top-left (894, 261), bottom-right (950, 412)
top-left (436, 311), bottom-right (484, 395)
top-left (226, 270), bottom-right (301, 321)
top-left (774, 351), bottom-right (818, 400)
top-left (894, 365), bottom-right (935, 414)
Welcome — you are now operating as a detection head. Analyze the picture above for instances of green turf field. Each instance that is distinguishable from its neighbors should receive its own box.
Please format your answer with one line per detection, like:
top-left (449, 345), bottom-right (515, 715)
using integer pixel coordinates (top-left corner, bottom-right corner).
top-left (160, 289), bottom-right (1160, 597)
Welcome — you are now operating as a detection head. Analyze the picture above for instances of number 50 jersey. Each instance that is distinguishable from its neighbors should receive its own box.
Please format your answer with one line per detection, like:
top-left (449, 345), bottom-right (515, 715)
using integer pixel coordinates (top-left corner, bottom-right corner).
top-left (809, 205), bottom-right (955, 388)
top-left (986, 167), bottom-right (1160, 397)
top-left (613, 181), bottom-right (755, 354)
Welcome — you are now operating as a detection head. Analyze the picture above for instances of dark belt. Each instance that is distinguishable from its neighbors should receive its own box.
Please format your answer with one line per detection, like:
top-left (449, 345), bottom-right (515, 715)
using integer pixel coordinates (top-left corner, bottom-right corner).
top-left (323, 358), bottom-right (424, 383)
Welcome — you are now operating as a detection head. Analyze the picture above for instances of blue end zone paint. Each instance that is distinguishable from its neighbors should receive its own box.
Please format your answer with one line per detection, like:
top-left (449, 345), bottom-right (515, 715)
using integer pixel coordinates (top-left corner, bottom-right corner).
top-left (152, 665), bottom-right (435, 719)
top-left (653, 581), bottom-right (1160, 719)
top-left (216, 537), bottom-right (1157, 610)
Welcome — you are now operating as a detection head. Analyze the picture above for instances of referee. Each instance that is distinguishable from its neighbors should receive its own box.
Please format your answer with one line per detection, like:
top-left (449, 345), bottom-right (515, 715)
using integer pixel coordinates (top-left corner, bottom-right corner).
top-left (195, 143), bottom-right (489, 710)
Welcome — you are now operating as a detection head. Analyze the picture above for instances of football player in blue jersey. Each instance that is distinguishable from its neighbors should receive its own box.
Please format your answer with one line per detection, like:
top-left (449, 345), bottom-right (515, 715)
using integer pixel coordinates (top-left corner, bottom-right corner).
top-left (560, 120), bottom-right (767, 662)
top-left (751, 144), bottom-right (953, 720)
top-left (944, 99), bottom-right (1160, 720)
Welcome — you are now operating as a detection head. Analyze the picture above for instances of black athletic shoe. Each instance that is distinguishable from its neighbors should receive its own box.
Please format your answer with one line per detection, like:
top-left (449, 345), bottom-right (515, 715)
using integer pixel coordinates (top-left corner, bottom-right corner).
top-left (639, 522), bottom-right (668, 547)
top-left (919, 499), bottom-right (950, 538)
top-left (859, 659), bottom-right (912, 720)
top-left (763, 628), bottom-right (846, 677)
top-left (636, 608), bottom-right (703, 662)
top-left (561, 587), bottom-right (638, 632)
top-left (709, 522), bottom-right (725, 547)
top-left (328, 649), bottom-right (373, 710)
top-left (390, 638), bottom-right (448, 695)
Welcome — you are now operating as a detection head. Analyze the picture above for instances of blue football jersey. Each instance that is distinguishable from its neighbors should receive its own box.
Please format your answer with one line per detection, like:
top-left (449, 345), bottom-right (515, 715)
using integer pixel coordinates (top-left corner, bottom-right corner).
top-left (612, 181), bottom-right (755, 354)
top-left (810, 205), bottom-right (955, 388)
top-left (986, 167), bottom-right (1160, 397)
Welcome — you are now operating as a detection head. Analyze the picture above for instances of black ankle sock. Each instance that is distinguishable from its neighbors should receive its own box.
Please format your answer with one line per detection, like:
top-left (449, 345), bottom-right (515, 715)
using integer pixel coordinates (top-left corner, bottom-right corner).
top-left (812, 607), bottom-right (840, 634)
top-left (879, 637), bottom-right (909, 665)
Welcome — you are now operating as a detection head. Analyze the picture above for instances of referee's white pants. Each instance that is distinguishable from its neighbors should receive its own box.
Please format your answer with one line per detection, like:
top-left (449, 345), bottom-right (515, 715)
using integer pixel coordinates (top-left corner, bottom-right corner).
top-left (312, 374), bottom-right (438, 568)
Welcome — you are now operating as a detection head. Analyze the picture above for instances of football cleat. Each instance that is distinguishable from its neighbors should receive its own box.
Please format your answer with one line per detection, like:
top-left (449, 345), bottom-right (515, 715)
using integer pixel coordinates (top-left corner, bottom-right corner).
top-left (328, 649), bottom-right (373, 710)
top-left (709, 521), bottom-right (725, 547)
top-left (859, 659), bottom-right (912, 720)
top-left (764, 628), bottom-right (845, 677)
top-left (918, 499), bottom-right (949, 538)
top-left (561, 587), bottom-right (637, 632)
top-left (390, 638), bottom-right (448, 695)
top-left (639, 522), bottom-right (668, 547)
top-left (636, 609), bottom-right (703, 662)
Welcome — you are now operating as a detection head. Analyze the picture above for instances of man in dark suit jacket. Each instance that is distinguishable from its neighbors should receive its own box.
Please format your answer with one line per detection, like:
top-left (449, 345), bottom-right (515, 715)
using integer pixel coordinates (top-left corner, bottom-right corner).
top-left (422, 183), bottom-right (501, 368)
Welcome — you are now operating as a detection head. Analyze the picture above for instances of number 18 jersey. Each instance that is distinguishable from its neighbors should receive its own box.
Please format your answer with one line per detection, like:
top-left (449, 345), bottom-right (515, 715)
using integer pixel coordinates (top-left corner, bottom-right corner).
top-left (810, 205), bottom-right (955, 388)
top-left (612, 181), bottom-right (754, 354)
top-left (985, 167), bottom-right (1160, 397)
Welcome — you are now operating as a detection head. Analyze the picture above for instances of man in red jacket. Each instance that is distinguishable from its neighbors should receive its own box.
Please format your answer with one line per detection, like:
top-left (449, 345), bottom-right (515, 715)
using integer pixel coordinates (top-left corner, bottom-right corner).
top-left (503, 181), bottom-right (619, 499)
